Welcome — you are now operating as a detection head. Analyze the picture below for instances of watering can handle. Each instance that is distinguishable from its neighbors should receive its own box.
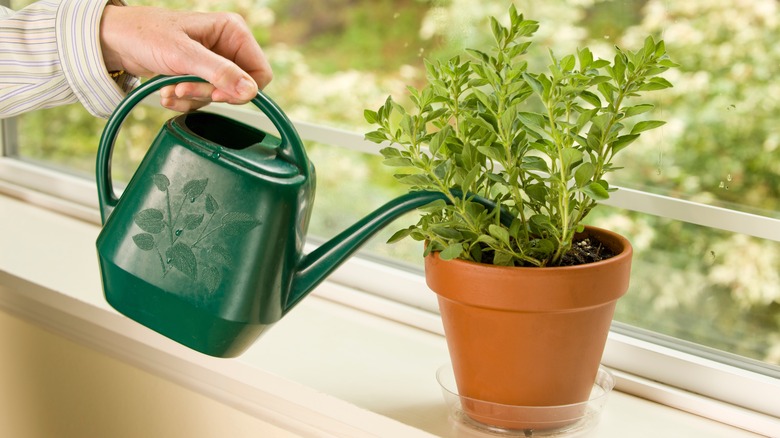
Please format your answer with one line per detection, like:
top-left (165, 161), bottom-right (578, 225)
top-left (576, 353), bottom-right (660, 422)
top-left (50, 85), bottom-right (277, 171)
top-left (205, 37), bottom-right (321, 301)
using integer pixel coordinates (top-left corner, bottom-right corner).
top-left (96, 75), bottom-right (308, 222)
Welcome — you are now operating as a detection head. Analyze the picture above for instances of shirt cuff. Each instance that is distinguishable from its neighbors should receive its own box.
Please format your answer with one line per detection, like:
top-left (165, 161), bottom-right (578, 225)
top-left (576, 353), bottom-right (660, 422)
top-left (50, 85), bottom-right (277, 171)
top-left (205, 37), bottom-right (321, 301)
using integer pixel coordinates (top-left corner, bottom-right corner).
top-left (56, 0), bottom-right (138, 118)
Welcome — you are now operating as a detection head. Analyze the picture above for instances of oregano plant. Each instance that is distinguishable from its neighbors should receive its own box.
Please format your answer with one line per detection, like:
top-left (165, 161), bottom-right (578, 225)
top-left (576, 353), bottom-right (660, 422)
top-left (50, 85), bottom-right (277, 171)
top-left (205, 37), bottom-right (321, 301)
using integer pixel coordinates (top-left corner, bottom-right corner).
top-left (364, 5), bottom-right (676, 267)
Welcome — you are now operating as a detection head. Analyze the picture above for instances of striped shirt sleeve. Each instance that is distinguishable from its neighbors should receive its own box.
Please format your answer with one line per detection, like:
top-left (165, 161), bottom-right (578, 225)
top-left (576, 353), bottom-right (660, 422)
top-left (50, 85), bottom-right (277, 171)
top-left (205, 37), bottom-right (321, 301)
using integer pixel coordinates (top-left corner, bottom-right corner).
top-left (0, 0), bottom-right (138, 119)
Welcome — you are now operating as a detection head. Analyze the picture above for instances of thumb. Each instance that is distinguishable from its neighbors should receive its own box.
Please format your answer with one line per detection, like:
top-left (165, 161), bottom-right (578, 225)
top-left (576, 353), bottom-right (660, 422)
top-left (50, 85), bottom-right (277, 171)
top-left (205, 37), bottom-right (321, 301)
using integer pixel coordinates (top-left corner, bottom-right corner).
top-left (181, 41), bottom-right (258, 102)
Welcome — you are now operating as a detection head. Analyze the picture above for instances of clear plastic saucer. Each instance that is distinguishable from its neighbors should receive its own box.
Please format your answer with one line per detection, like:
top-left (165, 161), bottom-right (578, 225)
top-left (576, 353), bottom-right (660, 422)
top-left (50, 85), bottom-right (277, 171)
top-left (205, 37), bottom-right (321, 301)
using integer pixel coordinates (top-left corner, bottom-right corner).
top-left (436, 365), bottom-right (615, 437)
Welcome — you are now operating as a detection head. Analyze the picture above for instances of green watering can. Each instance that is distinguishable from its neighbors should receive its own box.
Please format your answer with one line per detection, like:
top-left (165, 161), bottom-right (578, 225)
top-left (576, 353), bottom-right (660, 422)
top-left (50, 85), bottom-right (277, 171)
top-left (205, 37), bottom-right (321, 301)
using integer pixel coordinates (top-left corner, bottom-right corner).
top-left (96, 75), bottom-right (501, 358)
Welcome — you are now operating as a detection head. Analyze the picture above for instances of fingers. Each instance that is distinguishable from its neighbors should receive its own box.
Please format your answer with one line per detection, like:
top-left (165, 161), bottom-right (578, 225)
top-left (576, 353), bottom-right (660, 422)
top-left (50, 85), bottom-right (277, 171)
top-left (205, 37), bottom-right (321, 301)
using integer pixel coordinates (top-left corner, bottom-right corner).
top-left (211, 13), bottom-right (274, 90)
top-left (159, 78), bottom-right (255, 113)
top-left (159, 84), bottom-right (211, 112)
top-left (173, 82), bottom-right (216, 101)
top-left (176, 39), bottom-right (259, 103)
top-left (180, 12), bottom-right (272, 102)
top-left (172, 80), bottom-right (253, 105)
top-left (159, 96), bottom-right (211, 113)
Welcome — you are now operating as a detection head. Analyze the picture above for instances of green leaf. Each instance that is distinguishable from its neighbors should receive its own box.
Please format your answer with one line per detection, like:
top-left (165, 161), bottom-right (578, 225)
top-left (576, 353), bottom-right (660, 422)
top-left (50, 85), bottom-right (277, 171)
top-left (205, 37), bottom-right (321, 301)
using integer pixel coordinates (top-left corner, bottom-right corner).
top-left (583, 182), bottom-right (610, 201)
top-left (439, 243), bottom-right (464, 261)
top-left (205, 194), bottom-right (219, 214)
top-left (577, 47), bottom-right (593, 69)
top-left (395, 173), bottom-right (432, 186)
top-left (379, 147), bottom-right (402, 159)
top-left (475, 234), bottom-right (499, 246)
top-left (166, 243), bottom-right (197, 279)
top-left (561, 147), bottom-right (583, 169)
top-left (500, 106), bottom-right (517, 134)
top-left (522, 72), bottom-right (543, 96)
top-left (468, 244), bottom-right (483, 262)
top-left (399, 114), bottom-right (414, 137)
top-left (611, 51), bottom-right (627, 82)
top-left (419, 199), bottom-right (447, 213)
top-left (466, 113), bottom-right (497, 133)
top-left (643, 35), bottom-right (657, 58)
top-left (526, 184), bottom-right (548, 203)
top-left (575, 107), bottom-right (599, 131)
top-left (560, 54), bottom-right (576, 72)
top-left (477, 145), bottom-right (504, 162)
top-left (183, 179), bottom-right (208, 200)
top-left (363, 109), bottom-right (378, 124)
top-left (387, 227), bottom-right (413, 244)
top-left (574, 162), bottom-right (595, 187)
top-left (488, 224), bottom-right (511, 246)
top-left (630, 120), bottom-right (666, 135)
top-left (623, 104), bottom-right (654, 118)
top-left (658, 58), bottom-right (679, 68)
top-left (637, 77), bottom-right (673, 91)
top-left (433, 158), bottom-right (451, 179)
top-left (132, 233), bottom-right (155, 251)
top-left (597, 82), bottom-right (616, 104)
top-left (365, 130), bottom-right (388, 144)
top-left (521, 156), bottom-right (549, 172)
top-left (134, 208), bottom-right (164, 234)
top-left (428, 125), bottom-right (451, 155)
top-left (517, 111), bottom-right (546, 129)
top-left (492, 251), bottom-right (514, 266)
top-left (471, 88), bottom-right (493, 110)
top-left (431, 226), bottom-right (463, 240)
top-left (489, 16), bottom-right (504, 43)
top-left (610, 134), bottom-right (640, 154)
top-left (152, 174), bottom-right (170, 192)
top-left (588, 75), bottom-right (612, 86)
top-left (182, 213), bottom-right (204, 230)
top-left (529, 214), bottom-right (555, 235)
top-left (460, 163), bottom-right (481, 191)
top-left (529, 238), bottom-right (555, 258)
top-left (463, 200), bottom-right (487, 219)
top-left (221, 212), bottom-right (261, 236)
top-left (383, 157), bottom-right (414, 167)
top-left (579, 91), bottom-right (601, 108)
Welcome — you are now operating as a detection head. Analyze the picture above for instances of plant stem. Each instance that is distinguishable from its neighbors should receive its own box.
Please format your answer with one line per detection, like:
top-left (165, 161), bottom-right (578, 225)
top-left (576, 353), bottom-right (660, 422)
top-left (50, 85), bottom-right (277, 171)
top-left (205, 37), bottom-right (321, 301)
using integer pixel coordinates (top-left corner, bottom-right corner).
top-left (546, 92), bottom-right (572, 265)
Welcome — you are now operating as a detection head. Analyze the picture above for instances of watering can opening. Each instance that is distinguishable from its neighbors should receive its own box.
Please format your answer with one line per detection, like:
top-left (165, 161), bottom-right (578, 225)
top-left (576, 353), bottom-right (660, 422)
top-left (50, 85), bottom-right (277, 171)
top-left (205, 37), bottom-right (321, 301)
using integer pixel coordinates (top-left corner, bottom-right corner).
top-left (180, 111), bottom-right (269, 151)
top-left (170, 111), bottom-right (300, 178)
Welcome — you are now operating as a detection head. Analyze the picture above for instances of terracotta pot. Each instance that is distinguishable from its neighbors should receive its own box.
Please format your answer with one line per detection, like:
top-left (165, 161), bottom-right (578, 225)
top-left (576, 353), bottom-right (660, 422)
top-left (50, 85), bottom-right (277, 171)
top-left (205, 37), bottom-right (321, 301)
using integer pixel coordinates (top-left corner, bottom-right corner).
top-left (425, 226), bottom-right (632, 430)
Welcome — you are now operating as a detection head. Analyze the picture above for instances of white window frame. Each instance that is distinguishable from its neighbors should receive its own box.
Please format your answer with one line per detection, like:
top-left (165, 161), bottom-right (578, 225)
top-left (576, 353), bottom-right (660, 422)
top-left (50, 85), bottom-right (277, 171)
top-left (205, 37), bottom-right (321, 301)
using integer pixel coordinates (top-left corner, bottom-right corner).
top-left (1, 103), bottom-right (779, 436)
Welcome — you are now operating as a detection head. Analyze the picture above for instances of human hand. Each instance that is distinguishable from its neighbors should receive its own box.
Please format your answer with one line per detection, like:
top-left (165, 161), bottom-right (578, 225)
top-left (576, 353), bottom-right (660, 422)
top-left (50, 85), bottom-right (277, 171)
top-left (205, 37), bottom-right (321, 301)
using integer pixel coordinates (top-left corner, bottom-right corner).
top-left (99, 5), bottom-right (273, 112)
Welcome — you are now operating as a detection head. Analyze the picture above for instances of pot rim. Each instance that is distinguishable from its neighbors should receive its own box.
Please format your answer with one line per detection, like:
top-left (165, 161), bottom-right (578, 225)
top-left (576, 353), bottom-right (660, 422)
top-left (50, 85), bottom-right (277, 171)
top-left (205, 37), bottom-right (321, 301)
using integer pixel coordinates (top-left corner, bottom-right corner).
top-left (428, 225), bottom-right (631, 273)
top-left (424, 226), bottom-right (633, 311)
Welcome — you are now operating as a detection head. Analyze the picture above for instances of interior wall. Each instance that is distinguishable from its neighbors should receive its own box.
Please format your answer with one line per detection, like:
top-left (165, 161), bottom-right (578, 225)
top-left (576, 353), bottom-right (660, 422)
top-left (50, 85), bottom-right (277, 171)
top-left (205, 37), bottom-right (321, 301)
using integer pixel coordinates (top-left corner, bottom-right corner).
top-left (0, 309), bottom-right (300, 438)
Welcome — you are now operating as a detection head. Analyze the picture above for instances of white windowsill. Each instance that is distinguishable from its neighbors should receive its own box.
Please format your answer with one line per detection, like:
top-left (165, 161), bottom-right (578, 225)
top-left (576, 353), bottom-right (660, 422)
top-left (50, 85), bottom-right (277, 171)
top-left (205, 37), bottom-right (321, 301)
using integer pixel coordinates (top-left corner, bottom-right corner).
top-left (0, 193), bottom-right (769, 437)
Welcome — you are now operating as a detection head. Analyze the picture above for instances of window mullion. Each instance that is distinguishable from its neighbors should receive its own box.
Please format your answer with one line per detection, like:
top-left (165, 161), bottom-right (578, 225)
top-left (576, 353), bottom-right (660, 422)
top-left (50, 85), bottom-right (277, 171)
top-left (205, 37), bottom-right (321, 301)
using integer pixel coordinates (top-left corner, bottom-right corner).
top-left (605, 185), bottom-right (780, 242)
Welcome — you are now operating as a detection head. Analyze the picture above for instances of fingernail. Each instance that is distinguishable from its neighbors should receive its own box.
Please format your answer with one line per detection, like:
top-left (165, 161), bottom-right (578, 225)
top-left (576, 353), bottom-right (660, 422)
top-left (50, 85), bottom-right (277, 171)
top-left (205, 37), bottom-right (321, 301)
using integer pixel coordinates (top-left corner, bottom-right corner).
top-left (236, 78), bottom-right (257, 98)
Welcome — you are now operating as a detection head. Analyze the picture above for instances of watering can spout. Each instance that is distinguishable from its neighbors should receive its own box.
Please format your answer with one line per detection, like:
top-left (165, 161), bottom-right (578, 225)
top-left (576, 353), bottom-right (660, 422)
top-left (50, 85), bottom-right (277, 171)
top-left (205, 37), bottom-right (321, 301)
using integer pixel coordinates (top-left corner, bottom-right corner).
top-left (286, 190), bottom-right (445, 311)
top-left (286, 190), bottom-right (514, 312)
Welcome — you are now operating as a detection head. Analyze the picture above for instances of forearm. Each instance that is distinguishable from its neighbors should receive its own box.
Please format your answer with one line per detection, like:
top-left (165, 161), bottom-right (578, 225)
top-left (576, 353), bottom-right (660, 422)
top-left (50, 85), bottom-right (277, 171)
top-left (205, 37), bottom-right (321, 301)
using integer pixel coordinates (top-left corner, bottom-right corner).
top-left (0, 0), bottom-right (137, 119)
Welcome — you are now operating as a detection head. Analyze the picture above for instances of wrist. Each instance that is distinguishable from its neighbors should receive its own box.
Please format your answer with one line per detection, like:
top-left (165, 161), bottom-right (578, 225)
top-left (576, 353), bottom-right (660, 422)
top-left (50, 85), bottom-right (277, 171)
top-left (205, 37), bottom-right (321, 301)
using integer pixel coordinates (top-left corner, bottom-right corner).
top-left (99, 5), bottom-right (125, 72)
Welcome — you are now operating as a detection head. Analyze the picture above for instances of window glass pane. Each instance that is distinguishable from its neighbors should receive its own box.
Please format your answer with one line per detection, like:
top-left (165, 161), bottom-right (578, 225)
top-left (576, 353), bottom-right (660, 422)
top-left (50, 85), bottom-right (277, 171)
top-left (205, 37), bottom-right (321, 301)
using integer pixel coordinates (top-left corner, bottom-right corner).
top-left (585, 206), bottom-right (780, 365)
top-left (5, 0), bottom-right (779, 368)
top-left (11, 104), bottom-right (175, 182)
